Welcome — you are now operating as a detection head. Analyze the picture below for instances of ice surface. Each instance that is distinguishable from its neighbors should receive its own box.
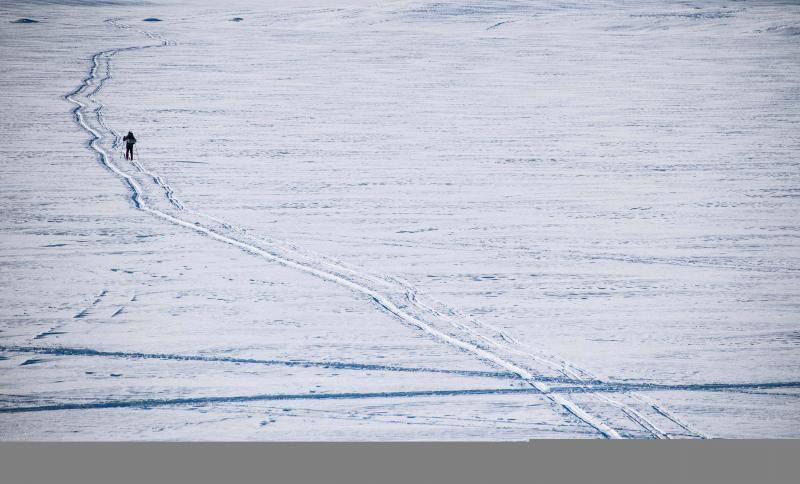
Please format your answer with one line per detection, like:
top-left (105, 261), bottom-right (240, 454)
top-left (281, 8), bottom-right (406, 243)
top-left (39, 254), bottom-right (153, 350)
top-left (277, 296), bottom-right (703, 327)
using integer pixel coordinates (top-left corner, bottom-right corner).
top-left (1, 0), bottom-right (799, 440)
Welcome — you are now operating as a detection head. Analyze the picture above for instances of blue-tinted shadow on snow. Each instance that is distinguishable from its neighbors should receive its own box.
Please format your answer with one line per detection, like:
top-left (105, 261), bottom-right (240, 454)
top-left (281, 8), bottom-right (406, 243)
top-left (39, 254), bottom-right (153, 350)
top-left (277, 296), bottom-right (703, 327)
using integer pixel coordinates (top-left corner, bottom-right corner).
top-left (32, 331), bottom-right (67, 340)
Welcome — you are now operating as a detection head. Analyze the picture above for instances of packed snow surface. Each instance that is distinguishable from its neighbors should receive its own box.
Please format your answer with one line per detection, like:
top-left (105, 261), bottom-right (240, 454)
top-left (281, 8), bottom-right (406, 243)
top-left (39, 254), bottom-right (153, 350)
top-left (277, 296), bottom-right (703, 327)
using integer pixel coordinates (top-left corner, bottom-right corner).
top-left (1, 0), bottom-right (799, 440)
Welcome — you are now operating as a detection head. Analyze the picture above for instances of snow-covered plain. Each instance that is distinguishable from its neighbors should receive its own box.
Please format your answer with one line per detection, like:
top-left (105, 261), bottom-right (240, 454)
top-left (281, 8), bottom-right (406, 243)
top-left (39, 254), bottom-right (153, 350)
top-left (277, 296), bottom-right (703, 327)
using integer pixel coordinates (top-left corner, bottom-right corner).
top-left (1, 0), bottom-right (799, 440)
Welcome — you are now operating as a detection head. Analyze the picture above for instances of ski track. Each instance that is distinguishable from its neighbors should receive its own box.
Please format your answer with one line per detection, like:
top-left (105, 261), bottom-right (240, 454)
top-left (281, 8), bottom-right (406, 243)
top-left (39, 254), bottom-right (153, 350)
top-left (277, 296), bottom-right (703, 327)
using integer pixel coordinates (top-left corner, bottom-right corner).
top-left (173, 219), bottom-right (686, 439)
top-left (4, 344), bottom-right (797, 394)
top-left (486, 20), bottom-right (517, 30)
top-left (3, 377), bottom-right (796, 418)
top-left (33, 288), bottom-right (108, 340)
top-left (4, 382), bottom-right (798, 416)
top-left (389, 275), bottom-right (704, 438)
top-left (0, 388), bottom-right (547, 415)
top-left (0, 345), bottom-right (521, 380)
top-left (55, 17), bottom-right (709, 439)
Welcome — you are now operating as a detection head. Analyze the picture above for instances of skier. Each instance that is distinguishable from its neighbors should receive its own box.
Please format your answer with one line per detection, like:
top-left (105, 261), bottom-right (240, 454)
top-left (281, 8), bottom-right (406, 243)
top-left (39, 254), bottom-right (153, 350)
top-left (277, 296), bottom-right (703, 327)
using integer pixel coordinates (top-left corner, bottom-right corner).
top-left (123, 131), bottom-right (137, 160)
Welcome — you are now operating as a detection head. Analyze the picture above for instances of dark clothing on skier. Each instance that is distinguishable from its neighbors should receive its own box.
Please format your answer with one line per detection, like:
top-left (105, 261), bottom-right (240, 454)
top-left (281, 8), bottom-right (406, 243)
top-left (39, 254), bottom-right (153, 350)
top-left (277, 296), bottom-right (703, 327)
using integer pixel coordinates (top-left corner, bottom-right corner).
top-left (123, 132), bottom-right (136, 160)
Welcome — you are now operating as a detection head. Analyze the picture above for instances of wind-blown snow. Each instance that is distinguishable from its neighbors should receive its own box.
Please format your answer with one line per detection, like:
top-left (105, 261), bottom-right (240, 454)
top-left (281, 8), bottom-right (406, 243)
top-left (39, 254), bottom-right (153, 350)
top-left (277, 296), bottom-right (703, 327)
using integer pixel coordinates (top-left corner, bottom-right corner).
top-left (1, 0), bottom-right (799, 440)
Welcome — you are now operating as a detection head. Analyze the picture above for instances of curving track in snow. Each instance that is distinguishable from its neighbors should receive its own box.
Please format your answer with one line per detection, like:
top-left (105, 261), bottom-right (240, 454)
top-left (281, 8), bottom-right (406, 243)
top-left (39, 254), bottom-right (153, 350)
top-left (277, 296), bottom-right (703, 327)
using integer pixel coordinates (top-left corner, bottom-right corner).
top-left (60, 18), bottom-right (708, 439)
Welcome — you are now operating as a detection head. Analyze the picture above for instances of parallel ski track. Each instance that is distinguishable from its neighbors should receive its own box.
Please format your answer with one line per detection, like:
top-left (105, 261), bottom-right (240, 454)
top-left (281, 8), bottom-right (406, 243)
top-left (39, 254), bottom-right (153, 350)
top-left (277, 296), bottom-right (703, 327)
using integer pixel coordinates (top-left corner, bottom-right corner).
top-left (5, 344), bottom-right (797, 394)
top-left (170, 221), bottom-right (687, 439)
top-left (61, 18), bottom-right (704, 439)
top-left (394, 280), bottom-right (707, 438)
top-left (4, 378), bottom-right (795, 415)
top-left (0, 387), bottom-right (549, 415)
top-left (0, 344), bottom-right (520, 380)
